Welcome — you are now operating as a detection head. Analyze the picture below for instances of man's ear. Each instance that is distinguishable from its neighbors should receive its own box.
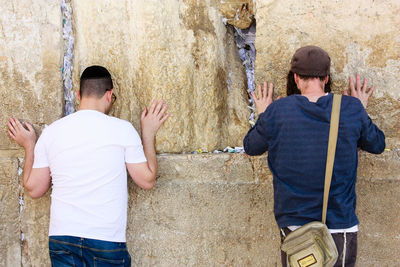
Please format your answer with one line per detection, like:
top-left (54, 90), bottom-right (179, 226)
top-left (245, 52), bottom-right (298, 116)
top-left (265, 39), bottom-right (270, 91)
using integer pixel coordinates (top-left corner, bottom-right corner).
top-left (325, 75), bottom-right (329, 84)
top-left (77, 90), bottom-right (81, 101)
top-left (294, 73), bottom-right (299, 85)
top-left (106, 89), bottom-right (113, 103)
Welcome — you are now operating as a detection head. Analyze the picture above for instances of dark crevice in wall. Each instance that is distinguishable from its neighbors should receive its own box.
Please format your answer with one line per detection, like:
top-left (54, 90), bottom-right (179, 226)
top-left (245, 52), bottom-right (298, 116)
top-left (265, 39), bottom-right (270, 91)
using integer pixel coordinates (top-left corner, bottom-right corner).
top-left (62, 0), bottom-right (75, 116)
top-left (233, 21), bottom-right (256, 126)
top-left (17, 157), bottom-right (24, 263)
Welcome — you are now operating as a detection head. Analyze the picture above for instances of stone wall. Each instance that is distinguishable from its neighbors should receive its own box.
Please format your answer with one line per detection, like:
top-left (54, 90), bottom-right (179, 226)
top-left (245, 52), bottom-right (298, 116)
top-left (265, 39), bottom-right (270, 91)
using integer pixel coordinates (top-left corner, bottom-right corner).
top-left (255, 0), bottom-right (400, 148)
top-left (0, 1), bottom-right (62, 265)
top-left (0, 0), bottom-right (399, 266)
top-left (72, 0), bottom-right (250, 153)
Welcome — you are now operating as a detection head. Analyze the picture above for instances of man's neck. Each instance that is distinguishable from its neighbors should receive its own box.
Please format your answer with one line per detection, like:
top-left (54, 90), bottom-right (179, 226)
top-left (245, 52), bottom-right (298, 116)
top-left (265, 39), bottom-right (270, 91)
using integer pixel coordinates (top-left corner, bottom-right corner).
top-left (78, 99), bottom-right (106, 113)
top-left (299, 80), bottom-right (326, 103)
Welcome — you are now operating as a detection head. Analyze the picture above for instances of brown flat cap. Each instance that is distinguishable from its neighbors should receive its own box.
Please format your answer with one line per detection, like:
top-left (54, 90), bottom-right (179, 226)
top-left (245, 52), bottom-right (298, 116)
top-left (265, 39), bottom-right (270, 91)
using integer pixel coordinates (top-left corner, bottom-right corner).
top-left (290, 45), bottom-right (330, 76)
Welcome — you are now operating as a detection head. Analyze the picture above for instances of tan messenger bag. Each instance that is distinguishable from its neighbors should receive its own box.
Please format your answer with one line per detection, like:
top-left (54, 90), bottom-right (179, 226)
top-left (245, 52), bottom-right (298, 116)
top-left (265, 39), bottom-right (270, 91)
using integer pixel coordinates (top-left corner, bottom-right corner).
top-left (281, 94), bottom-right (342, 267)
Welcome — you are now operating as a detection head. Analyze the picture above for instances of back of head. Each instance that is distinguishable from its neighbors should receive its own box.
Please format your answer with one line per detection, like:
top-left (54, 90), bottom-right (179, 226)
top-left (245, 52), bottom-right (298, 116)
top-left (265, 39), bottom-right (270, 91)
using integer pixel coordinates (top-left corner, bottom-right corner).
top-left (80, 65), bottom-right (113, 98)
top-left (287, 45), bottom-right (331, 95)
top-left (290, 45), bottom-right (330, 77)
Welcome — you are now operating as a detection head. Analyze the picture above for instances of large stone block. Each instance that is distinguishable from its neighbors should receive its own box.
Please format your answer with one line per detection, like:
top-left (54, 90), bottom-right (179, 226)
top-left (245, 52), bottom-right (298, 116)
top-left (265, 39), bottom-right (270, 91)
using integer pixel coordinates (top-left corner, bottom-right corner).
top-left (128, 183), bottom-right (279, 266)
top-left (20, 191), bottom-right (51, 267)
top-left (356, 150), bottom-right (400, 266)
top-left (356, 179), bottom-right (400, 266)
top-left (0, 0), bottom-right (63, 149)
top-left (358, 150), bottom-right (400, 181)
top-left (127, 154), bottom-right (279, 266)
top-left (71, 0), bottom-right (250, 153)
top-left (255, 0), bottom-right (400, 148)
top-left (0, 158), bottom-right (20, 266)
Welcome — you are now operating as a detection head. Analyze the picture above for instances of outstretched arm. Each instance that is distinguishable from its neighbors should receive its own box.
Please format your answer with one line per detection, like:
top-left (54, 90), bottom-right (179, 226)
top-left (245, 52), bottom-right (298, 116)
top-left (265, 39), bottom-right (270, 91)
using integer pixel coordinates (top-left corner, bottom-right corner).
top-left (244, 81), bottom-right (276, 155)
top-left (126, 100), bottom-right (169, 189)
top-left (7, 118), bottom-right (51, 198)
top-left (344, 75), bottom-right (385, 153)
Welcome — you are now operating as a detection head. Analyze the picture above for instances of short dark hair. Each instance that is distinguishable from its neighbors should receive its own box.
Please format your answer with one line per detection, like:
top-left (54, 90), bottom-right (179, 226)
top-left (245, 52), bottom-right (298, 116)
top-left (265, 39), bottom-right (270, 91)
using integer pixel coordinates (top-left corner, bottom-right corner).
top-left (286, 71), bottom-right (331, 96)
top-left (79, 66), bottom-right (113, 98)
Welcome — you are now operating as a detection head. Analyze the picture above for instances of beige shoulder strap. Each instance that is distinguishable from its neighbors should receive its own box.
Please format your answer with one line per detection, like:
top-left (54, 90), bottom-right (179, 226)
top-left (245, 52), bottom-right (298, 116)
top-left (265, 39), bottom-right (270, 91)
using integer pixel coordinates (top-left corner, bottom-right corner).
top-left (322, 94), bottom-right (342, 224)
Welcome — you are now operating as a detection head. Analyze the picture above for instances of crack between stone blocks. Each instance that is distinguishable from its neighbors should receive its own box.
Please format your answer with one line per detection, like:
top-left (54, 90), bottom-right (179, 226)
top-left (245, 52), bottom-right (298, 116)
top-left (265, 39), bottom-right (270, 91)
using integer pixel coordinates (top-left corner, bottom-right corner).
top-left (17, 157), bottom-right (24, 266)
top-left (160, 180), bottom-right (260, 186)
top-left (232, 21), bottom-right (256, 127)
top-left (62, 0), bottom-right (75, 116)
top-left (248, 156), bottom-right (259, 184)
top-left (384, 147), bottom-right (400, 158)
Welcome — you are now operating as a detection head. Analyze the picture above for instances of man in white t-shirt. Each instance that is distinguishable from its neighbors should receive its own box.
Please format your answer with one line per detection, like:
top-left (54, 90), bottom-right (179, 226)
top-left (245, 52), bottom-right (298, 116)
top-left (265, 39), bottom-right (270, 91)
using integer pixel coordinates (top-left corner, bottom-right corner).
top-left (7, 65), bottom-right (169, 266)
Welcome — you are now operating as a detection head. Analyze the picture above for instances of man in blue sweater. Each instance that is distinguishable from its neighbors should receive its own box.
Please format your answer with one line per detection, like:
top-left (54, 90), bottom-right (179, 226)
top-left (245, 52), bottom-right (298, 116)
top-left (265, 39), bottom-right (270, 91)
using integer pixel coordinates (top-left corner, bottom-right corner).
top-left (243, 46), bottom-right (385, 267)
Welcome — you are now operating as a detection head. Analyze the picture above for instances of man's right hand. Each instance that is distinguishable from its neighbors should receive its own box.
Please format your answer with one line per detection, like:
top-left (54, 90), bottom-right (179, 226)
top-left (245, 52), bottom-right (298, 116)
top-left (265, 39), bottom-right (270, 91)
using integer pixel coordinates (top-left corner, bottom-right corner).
top-left (344, 74), bottom-right (374, 109)
top-left (140, 100), bottom-right (169, 137)
top-left (7, 117), bottom-right (36, 149)
top-left (252, 81), bottom-right (275, 115)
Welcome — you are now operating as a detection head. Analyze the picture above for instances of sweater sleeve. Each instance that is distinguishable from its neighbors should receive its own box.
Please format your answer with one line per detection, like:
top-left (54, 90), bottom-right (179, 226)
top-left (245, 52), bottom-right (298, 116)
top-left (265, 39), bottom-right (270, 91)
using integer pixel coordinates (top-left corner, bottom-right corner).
top-left (358, 108), bottom-right (385, 154)
top-left (243, 110), bottom-right (271, 156)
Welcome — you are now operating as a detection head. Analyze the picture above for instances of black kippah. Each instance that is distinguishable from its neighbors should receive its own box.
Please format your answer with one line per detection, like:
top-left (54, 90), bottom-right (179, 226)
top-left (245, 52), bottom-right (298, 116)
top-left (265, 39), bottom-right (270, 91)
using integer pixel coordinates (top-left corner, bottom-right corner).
top-left (81, 65), bottom-right (111, 80)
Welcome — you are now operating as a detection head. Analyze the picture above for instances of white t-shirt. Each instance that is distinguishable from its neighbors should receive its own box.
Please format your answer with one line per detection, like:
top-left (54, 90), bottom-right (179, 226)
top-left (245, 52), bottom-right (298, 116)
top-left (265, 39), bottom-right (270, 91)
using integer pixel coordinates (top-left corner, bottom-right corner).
top-left (33, 110), bottom-right (147, 242)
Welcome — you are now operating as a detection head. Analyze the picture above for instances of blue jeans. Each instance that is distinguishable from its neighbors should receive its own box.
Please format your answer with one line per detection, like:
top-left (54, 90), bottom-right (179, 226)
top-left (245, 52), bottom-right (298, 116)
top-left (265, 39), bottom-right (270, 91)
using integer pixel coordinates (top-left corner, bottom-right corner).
top-left (49, 236), bottom-right (131, 267)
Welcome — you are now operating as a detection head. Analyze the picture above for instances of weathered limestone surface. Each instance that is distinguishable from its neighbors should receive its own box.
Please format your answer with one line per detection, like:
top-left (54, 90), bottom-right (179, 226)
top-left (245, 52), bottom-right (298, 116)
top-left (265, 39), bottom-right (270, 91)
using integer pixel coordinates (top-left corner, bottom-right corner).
top-left (0, 2), bottom-right (62, 265)
top-left (20, 192), bottom-right (51, 267)
top-left (0, 158), bottom-right (20, 266)
top-left (255, 0), bottom-right (400, 149)
top-left (72, 0), bottom-right (250, 153)
top-left (0, 0), bottom-right (63, 149)
top-left (127, 154), bottom-right (278, 266)
top-left (357, 179), bottom-right (400, 266)
top-left (357, 151), bottom-right (400, 266)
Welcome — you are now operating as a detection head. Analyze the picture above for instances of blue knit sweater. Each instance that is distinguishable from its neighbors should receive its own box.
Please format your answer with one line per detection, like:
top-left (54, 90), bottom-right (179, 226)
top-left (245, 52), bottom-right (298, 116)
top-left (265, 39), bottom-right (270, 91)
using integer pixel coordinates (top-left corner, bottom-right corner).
top-left (243, 94), bottom-right (385, 229)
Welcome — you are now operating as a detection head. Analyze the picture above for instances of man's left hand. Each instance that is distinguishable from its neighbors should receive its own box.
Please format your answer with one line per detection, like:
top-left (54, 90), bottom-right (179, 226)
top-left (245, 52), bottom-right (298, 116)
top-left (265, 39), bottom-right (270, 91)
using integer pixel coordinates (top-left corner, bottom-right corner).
top-left (344, 74), bottom-right (374, 109)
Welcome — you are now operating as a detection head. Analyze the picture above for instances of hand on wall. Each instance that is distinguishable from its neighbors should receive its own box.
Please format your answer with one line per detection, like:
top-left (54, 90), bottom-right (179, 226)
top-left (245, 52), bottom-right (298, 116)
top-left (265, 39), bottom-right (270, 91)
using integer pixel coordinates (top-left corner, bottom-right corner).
top-left (7, 118), bottom-right (37, 149)
top-left (252, 81), bottom-right (277, 115)
top-left (344, 74), bottom-right (375, 109)
top-left (140, 100), bottom-right (170, 138)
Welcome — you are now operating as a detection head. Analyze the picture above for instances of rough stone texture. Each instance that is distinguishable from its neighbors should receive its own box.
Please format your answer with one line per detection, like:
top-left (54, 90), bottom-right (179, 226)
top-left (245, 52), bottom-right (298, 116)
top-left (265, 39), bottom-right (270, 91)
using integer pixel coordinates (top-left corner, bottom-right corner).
top-left (218, 0), bottom-right (255, 29)
top-left (72, 0), bottom-right (250, 153)
top-left (127, 154), bottom-right (279, 266)
top-left (0, 158), bottom-right (20, 266)
top-left (357, 179), bottom-right (400, 266)
top-left (0, 0), bottom-right (62, 262)
top-left (20, 191), bottom-right (51, 267)
top-left (0, 0), bottom-right (63, 149)
top-left (356, 151), bottom-right (400, 266)
top-left (255, 0), bottom-right (400, 149)
top-left (358, 151), bottom-right (400, 182)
